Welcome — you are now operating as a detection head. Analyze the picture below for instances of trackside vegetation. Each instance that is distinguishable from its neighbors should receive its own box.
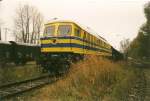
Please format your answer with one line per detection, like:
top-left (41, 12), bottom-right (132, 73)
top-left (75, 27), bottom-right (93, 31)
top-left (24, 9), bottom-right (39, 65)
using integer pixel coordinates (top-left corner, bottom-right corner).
top-left (128, 2), bottom-right (150, 59)
top-left (13, 56), bottom-right (148, 101)
top-left (0, 62), bottom-right (44, 85)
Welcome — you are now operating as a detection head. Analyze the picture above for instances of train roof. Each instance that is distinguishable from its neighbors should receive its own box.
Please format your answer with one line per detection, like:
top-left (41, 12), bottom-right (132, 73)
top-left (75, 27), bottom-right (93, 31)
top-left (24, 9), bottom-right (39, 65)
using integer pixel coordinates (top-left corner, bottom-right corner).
top-left (45, 20), bottom-right (109, 44)
top-left (0, 41), bottom-right (40, 47)
top-left (14, 42), bottom-right (40, 47)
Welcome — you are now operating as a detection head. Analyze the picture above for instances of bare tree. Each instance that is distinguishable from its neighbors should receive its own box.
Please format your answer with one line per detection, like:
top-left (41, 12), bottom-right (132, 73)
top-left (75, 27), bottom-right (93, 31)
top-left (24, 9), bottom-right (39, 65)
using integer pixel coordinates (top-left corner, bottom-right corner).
top-left (0, 20), bottom-right (4, 41)
top-left (120, 39), bottom-right (130, 60)
top-left (35, 13), bottom-right (43, 44)
top-left (30, 8), bottom-right (43, 44)
top-left (14, 4), bottom-right (43, 44)
top-left (0, 26), bottom-right (1, 40)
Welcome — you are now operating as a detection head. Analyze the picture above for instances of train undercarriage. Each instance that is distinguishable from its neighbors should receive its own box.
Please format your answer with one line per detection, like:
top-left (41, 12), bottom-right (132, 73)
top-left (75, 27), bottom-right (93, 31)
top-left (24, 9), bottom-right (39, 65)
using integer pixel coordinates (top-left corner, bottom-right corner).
top-left (40, 52), bottom-right (84, 74)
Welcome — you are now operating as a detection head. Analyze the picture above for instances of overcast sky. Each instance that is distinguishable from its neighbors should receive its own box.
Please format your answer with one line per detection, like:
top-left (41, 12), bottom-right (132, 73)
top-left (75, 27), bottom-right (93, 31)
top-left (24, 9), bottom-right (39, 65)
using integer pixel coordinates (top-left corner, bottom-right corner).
top-left (0, 0), bottom-right (149, 49)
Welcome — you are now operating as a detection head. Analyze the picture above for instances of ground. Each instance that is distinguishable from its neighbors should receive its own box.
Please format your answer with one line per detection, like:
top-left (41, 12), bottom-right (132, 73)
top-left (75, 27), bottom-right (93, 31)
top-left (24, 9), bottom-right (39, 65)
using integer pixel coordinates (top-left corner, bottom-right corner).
top-left (1, 58), bottom-right (150, 101)
top-left (0, 62), bottom-right (45, 86)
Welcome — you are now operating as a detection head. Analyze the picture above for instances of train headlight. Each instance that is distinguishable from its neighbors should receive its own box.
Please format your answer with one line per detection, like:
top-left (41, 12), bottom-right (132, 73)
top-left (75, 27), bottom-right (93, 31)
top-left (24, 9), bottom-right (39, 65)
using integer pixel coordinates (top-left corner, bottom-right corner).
top-left (52, 39), bottom-right (56, 43)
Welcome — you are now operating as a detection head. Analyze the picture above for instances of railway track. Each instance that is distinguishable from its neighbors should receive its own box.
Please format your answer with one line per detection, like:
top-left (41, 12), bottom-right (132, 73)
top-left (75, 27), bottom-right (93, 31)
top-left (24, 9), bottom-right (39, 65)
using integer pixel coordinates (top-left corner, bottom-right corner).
top-left (127, 59), bottom-right (149, 101)
top-left (0, 74), bottom-right (62, 100)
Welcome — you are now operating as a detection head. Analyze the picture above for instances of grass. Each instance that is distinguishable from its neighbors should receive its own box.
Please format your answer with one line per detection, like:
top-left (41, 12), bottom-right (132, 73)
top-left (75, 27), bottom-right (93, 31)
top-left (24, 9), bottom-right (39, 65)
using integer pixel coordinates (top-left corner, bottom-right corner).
top-left (143, 67), bottom-right (150, 101)
top-left (0, 62), bottom-right (45, 85)
top-left (21, 56), bottom-right (127, 101)
top-left (6, 56), bottom-right (149, 101)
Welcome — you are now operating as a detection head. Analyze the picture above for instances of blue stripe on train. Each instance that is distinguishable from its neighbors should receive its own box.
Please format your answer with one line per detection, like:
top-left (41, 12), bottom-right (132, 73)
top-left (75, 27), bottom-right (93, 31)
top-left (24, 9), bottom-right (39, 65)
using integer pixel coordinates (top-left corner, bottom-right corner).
top-left (41, 43), bottom-right (110, 53)
top-left (41, 36), bottom-right (103, 48)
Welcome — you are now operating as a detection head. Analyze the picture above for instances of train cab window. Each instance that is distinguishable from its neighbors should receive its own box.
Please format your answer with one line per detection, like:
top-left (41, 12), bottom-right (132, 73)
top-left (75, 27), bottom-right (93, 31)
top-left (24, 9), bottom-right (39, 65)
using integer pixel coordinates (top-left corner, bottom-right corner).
top-left (44, 26), bottom-right (55, 36)
top-left (74, 28), bottom-right (81, 37)
top-left (58, 25), bottom-right (72, 36)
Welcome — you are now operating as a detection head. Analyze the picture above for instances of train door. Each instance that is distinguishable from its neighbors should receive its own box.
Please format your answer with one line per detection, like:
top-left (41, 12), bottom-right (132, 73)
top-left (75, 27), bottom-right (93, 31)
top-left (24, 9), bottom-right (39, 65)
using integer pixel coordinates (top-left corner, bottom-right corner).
top-left (83, 32), bottom-right (86, 54)
top-left (79, 29), bottom-right (84, 54)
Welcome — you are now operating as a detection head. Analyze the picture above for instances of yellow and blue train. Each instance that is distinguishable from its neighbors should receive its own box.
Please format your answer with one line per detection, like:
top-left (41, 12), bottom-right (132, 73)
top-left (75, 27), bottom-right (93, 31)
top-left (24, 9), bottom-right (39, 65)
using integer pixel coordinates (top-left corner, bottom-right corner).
top-left (40, 20), bottom-right (122, 72)
top-left (41, 20), bottom-right (112, 55)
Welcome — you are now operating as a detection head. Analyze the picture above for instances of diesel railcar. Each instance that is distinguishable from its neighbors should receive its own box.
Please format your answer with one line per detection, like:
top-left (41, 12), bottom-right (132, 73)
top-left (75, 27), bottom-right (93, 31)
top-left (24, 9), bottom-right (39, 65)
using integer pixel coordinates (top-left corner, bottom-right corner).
top-left (40, 20), bottom-right (113, 72)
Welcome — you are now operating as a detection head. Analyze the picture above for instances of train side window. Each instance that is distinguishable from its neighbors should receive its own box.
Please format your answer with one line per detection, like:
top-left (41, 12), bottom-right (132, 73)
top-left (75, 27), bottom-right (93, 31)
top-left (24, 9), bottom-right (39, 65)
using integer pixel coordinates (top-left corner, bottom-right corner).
top-left (92, 36), bottom-right (94, 44)
top-left (90, 35), bottom-right (92, 47)
top-left (87, 33), bottom-right (90, 42)
top-left (89, 35), bottom-right (91, 42)
top-left (58, 25), bottom-right (72, 36)
top-left (88, 35), bottom-right (91, 46)
top-left (86, 33), bottom-right (89, 40)
top-left (104, 42), bottom-right (106, 47)
top-left (100, 41), bottom-right (102, 46)
top-left (102, 42), bottom-right (103, 46)
top-left (97, 39), bottom-right (99, 45)
top-left (44, 26), bottom-right (55, 36)
top-left (92, 36), bottom-right (94, 47)
top-left (98, 40), bottom-right (100, 46)
top-left (83, 32), bottom-right (86, 40)
top-left (74, 28), bottom-right (81, 37)
top-left (91, 36), bottom-right (93, 47)
top-left (93, 37), bottom-right (95, 47)
top-left (95, 38), bottom-right (97, 45)
top-left (99, 40), bottom-right (101, 46)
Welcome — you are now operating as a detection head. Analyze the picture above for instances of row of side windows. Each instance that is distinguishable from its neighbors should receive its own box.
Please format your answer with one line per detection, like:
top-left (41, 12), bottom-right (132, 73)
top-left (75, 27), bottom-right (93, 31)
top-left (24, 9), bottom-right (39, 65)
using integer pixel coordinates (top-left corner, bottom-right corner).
top-left (84, 32), bottom-right (110, 48)
top-left (84, 32), bottom-right (99, 45)
top-left (74, 29), bottom-right (110, 49)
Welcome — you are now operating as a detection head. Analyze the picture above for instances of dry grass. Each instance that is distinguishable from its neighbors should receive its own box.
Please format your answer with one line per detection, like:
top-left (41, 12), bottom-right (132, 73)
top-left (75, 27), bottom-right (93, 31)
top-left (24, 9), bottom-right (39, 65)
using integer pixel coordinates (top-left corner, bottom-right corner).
top-left (0, 62), bottom-right (44, 85)
top-left (5, 57), bottom-right (148, 101)
top-left (28, 56), bottom-right (124, 101)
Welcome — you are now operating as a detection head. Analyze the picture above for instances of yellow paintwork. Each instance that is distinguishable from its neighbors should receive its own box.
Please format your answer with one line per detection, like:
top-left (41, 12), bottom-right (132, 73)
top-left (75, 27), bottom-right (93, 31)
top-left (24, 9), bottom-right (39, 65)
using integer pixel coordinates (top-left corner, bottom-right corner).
top-left (41, 21), bottom-right (112, 56)
top-left (41, 47), bottom-right (111, 56)
top-left (41, 38), bottom-right (111, 53)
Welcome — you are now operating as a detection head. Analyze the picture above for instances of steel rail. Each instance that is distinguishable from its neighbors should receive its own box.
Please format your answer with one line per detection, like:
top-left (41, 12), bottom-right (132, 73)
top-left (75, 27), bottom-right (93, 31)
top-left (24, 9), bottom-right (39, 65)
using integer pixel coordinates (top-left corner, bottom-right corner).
top-left (0, 74), bottom-right (62, 99)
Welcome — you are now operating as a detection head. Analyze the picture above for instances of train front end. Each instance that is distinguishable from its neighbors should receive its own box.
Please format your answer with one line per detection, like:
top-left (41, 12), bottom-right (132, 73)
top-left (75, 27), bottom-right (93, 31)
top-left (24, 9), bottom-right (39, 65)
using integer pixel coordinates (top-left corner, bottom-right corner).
top-left (41, 21), bottom-right (73, 53)
top-left (40, 21), bottom-right (74, 72)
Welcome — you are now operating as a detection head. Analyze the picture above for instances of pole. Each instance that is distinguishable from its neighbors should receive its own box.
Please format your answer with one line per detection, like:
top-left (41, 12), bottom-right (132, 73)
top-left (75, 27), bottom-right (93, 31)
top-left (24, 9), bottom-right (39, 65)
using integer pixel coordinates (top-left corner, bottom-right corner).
top-left (4, 28), bottom-right (8, 41)
top-left (0, 0), bottom-right (3, 40)
top-left (0, 27), bottom-right (1, 40)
